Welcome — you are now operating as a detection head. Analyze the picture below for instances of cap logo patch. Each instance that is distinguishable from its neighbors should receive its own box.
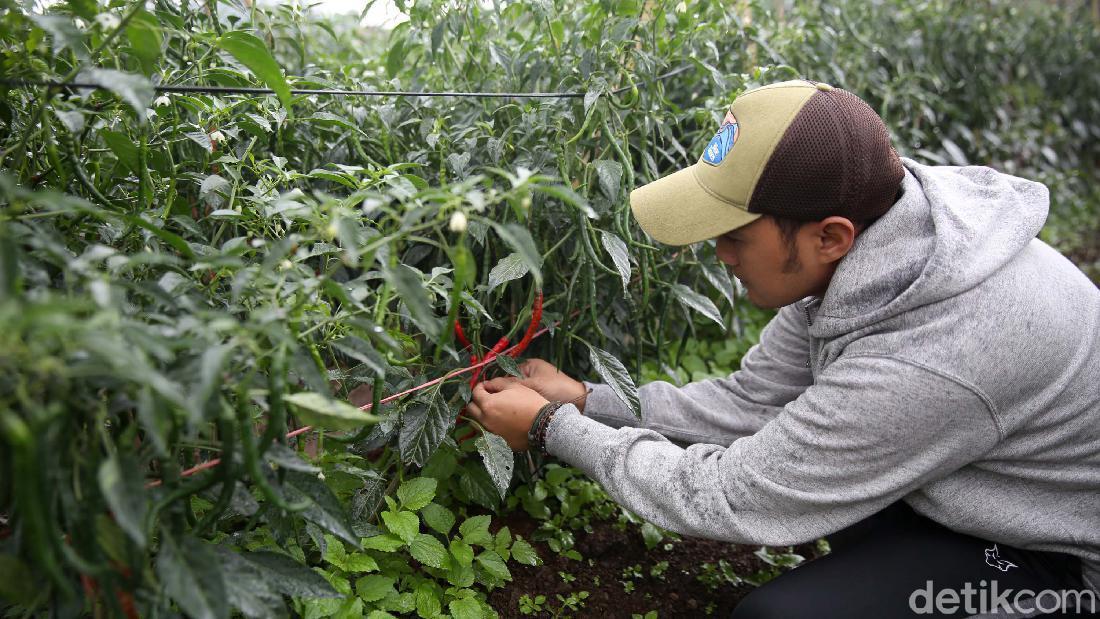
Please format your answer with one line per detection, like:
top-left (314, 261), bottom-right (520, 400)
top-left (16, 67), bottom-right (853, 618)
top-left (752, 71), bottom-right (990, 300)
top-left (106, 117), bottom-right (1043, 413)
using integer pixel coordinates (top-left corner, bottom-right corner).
top-left (701, 109), bottom-right (739, 166)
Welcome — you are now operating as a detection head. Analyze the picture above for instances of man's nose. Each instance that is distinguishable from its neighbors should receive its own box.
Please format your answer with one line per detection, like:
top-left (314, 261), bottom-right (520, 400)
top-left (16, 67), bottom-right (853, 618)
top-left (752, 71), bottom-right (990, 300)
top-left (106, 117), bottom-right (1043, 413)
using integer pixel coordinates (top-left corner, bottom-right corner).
top-left (715, 240), bottom-right (738, 267)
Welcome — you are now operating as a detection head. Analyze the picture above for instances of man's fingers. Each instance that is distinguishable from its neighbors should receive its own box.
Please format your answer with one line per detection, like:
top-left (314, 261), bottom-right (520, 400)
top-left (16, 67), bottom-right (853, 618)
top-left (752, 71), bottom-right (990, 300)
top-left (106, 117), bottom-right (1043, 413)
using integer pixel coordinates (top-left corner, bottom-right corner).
top-left (464, 400), bottom-right (482, 420)
top-left (482, 376), bottom-right (519, 392)
top-left (470, 382), bottom-right (489, 403)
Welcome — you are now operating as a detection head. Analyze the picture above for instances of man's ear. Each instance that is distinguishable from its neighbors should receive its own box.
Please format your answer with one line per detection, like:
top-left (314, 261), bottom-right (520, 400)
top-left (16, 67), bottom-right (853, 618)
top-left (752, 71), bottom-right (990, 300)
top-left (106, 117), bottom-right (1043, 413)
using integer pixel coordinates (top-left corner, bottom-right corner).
top-left (813, 216), bottom-right (858, 264)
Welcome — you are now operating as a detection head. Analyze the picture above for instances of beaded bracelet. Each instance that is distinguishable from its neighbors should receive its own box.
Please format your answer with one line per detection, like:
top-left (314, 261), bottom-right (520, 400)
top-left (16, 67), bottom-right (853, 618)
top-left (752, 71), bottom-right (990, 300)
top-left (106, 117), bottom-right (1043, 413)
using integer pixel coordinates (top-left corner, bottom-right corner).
top-left (527, 389), bottom-right (592, 454)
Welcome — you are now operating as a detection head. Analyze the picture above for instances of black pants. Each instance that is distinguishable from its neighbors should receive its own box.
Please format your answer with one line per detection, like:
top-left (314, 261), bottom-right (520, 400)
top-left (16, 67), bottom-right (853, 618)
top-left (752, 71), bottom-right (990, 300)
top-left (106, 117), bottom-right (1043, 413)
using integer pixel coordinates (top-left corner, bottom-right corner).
top-left (732, 502), bottom-right (1096, 618)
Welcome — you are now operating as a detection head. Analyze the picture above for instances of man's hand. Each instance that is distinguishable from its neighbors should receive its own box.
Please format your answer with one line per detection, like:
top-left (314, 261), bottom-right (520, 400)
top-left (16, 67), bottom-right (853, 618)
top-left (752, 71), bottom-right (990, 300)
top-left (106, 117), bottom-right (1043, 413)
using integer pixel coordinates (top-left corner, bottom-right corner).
top-left (516, 358), bottom-right (589, 412)
top-left (465, 380), bottom-right (549, 451)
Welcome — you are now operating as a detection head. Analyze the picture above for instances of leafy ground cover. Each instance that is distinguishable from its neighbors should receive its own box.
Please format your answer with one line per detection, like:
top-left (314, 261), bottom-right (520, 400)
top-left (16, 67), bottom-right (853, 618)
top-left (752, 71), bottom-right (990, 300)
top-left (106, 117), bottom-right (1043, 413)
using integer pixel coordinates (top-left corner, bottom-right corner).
top-left (1, 0), bottom-right (1097, 617)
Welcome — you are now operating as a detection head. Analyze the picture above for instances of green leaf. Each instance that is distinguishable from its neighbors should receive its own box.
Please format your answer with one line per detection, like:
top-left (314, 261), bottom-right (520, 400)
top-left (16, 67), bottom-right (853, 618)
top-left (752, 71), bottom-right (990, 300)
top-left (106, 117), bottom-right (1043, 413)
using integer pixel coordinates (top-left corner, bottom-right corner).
top-left (156, 534), bottom-right (229, 619)
top-left (459, 515), bottom-right (493, 547)
top-left (670, 283), bottom-right (726, 330)
top-left (284, 392), bottom-right (380, 431)
top-left (355, 574), bottom-right (396, 603)
top-left (384, 37), bottom-right (406, 79)
top-left (593, 159), bottom-right (623, 203)
top-left (245, 551), bottom-right (337, 597)
top-left (640, 522), bottom-right (664, 550)
top-left (216, 547), bottom-right (339, 616)
top-left (409, 533), bottom-right (449, 569)
top-left (99, 129), bottom-right (140, 174)
top-left (600, 231), bottom-right (632, 294)
top-left (510, 537), bottom-right (541, 566)
top-left (200, 174), bottom-right (231, 208)
top-left (494, 527), bottom-right (512, 558)
top-left (383, 263), bottom-right (442, 339)
top-left (587, 344), bottom-right (641, 418)
top-left (380, 510), bottom-right (419, 543)
top-left (66, 0), bottom-right (98, 20)
top-left (457, 464), bottom-right (500, 509)
top-left (446, 562), bottom-right (476, 588)
top-left (30, 15), bottom-right (87, 60)
top-left (331, 336), bottom-right (388, 379)
top-left (420, 503), bottom-right (455, 536)
top-left (699, 258), bottom-right (736, 307)
top-left (126, 9), bottom-right (162, 75)
top-left (396, 476), bottom-right (437, 511)
top-left (494, 353), bottom-right (523, 379)
top-left (97, 453), bottom-right (147, 547)
top-left (263, 442), bottom-right (320, 473)
top-left (533, 184), bottom-right (596, 219)
top-left (449, 597), bottom-right (482, 619)
top-left (284, 470), bottom-right (360, 547)
top-left (475, 549), bottom-right (511, 581)
top-left (414, 582), bottom-right (442, 617)
top-left (77, 69), bottom-right (154, 123)
top-left (345, 553), bottom-right (379, 573)
top-left (218, 31), bottom-right (293, 113)
top-left (486, 252), bottom-right (529, 293)
top-left (449, 538), bottom-right (474, 568)
top-left (361, 534), bottom-right (405, 553)
top-left (322, 534), bottom-right (348, 569)
top-left (474, 432), bottom-right (513, 499)
top-left (487, 222), bottom-right (542, 285)
top-left (398, 398), bottom-right (452, 467)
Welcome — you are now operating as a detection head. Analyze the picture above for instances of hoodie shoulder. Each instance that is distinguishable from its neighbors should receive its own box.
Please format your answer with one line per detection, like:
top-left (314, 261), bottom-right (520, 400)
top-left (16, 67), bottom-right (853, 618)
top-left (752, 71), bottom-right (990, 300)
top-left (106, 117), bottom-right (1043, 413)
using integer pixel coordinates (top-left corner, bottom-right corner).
top-left (812, 158), bottom-right (1051, 339)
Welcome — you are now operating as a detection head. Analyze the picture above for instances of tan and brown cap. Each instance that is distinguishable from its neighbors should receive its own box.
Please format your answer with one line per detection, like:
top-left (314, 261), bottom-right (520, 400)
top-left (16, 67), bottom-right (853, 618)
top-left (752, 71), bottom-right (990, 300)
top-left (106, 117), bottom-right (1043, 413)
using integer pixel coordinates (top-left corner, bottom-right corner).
top-left (630, 80), bottom-right (904, 245)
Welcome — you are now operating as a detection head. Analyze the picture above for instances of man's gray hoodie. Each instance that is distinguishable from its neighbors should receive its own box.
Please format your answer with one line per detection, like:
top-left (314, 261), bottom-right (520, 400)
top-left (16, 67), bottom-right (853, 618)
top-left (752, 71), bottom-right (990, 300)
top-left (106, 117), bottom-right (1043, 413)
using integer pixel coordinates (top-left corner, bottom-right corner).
top-left (545, 158), bottom-right (1100, 591)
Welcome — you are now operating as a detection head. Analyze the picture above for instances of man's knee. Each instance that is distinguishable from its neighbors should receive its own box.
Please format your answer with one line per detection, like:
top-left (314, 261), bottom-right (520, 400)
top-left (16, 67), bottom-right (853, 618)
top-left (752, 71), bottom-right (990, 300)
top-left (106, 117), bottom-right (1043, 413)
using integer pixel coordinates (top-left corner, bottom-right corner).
top-left (730, 576), bottom-right (808, 619)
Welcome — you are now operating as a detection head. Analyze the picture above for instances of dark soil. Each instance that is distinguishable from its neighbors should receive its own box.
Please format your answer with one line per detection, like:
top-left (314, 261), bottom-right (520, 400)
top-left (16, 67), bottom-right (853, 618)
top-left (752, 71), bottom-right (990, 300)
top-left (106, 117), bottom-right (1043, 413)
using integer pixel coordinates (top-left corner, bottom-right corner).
top-left (488, 510), bottom-right (823, 618)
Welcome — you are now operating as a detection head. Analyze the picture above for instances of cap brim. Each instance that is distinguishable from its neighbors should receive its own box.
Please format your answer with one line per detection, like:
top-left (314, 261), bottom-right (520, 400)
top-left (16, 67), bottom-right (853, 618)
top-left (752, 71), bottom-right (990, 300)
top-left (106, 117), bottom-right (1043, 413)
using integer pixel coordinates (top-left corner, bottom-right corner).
top-left (629, 165), bottom-right (761, 245)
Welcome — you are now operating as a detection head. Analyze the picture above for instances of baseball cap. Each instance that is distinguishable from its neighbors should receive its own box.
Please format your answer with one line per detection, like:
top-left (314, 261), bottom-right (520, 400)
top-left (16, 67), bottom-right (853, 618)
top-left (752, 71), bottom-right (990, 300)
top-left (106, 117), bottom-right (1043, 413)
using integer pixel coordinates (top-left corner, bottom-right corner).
top-left (629, 79), bottom-right (904, 245)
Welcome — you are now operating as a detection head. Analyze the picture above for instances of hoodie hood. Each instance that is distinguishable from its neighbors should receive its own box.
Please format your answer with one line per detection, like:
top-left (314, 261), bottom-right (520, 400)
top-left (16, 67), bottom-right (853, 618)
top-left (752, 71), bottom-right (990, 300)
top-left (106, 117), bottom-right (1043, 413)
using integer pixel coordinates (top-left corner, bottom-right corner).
top-left (810, 157), bottom-right (1050, 339)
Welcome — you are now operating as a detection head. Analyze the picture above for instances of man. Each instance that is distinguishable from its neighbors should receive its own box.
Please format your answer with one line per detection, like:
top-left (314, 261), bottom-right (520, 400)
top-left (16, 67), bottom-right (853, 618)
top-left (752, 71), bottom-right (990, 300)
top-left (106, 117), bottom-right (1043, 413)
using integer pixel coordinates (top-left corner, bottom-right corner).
top-left (464, 80), bottom-right (1100, 617)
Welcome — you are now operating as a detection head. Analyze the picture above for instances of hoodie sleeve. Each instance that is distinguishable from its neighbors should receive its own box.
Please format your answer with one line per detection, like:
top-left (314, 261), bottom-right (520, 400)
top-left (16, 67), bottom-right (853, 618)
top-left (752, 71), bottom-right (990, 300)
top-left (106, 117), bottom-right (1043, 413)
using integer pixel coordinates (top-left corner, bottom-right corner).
top-left (581, 304), bottom-right (815, 446)
top-left (545, 353), bottom-right (1000, 545)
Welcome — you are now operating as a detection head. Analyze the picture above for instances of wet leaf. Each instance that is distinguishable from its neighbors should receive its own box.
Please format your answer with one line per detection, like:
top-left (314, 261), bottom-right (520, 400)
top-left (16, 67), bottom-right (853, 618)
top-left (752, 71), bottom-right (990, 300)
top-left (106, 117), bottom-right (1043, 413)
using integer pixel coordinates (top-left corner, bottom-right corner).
top-left (593, 159), bottom-right (623, 203)
top-left (587, 344), bottom-right (640, 418)
top-left (475, 431), bottom-right (513, 498)
top-left (600, 231), bottom-right (631, 294)
top-left (670, 283), bottom-right (725, 330)
top-left (398, 398), bottom-right (451, 467)
top-left (487, 252), bottom-right (529, 293)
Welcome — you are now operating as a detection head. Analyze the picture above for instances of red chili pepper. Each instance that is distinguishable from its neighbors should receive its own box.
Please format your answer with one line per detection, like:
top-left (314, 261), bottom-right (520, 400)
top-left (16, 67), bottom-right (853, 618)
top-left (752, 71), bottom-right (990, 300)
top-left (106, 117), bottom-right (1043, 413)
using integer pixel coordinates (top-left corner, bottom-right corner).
top-left (453, 322), bottom-right (472, 350)
top-left (81, 574), bottom-right (97, 602)
top-left (467, 354), bottom-right (481, 389)
top-left (470, 337), bottom-right (509, 387)
top-left (511, 290), bottom-right (544, 357)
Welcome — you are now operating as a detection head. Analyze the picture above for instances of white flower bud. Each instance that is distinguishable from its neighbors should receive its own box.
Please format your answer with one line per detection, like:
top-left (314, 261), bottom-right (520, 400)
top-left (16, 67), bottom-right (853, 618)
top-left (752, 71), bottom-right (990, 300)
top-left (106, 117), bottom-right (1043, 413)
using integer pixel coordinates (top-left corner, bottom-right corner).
top-left (279, 259), bottom-right (293, 271)
top-left (675, 1), bottom-right (688, 13)
top-left (154, 95), bottom-right (172, 107)
top-left (209, 130), bottom-right (227, 143)
top-left (317, 471), bottom-right (326, 481)
top-left (448, 211), bottom-right (468, 233)
top-left (95, 13), bottom-right (121, 30)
